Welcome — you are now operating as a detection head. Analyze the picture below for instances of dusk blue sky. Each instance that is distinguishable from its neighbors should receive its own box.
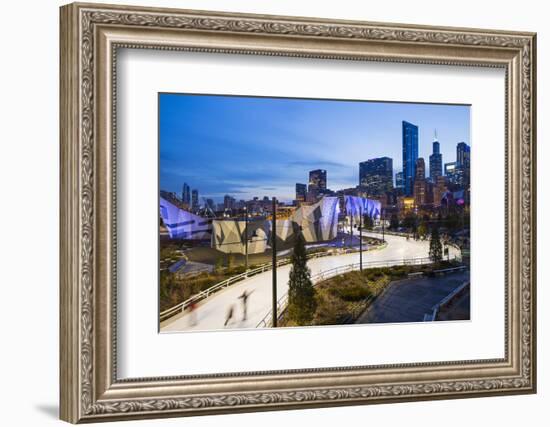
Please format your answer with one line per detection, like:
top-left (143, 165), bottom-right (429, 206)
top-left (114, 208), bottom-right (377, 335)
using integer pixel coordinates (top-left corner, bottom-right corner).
top-left (159, 93), bottom-right (470, 203)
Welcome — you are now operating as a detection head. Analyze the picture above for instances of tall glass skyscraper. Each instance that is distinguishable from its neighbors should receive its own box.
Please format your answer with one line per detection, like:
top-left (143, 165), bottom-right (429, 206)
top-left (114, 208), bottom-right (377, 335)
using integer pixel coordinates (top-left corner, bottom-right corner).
top-left (359, 157), bottom-right (393, 195)
top-left (191, 189), bottom-right (199, 210)
top-left (182, 182), bottom-right (191, 205)
top-left (395, 171), bottom-right (404, 190)
top-left (429, 133), bottom-right (443, 182)
top-left (295, 183), bottom-right (307, 202)
top-left (456, 142), bottom-right (471, 189)
top-left (456, 142), bottom-right (471, 168)
top-left (402, 121), bottom-right (419, 196)
top-left (308, 169), bottom-right (327, 192)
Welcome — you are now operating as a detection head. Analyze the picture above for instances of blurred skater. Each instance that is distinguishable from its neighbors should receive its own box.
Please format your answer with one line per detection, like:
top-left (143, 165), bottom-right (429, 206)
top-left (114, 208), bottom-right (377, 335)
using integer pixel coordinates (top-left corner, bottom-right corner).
top-left (224, 304), bottom-right (235, 326)
top-left (238, 289), bottom-right (254, 321)
top-left (187, 301), bottom-right (197, 326)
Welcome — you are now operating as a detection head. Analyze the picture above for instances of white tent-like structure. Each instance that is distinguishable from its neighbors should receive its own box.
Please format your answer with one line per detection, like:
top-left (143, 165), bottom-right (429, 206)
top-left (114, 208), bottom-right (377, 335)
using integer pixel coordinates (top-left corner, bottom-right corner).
top-left (290, 196), bottom-right (340, 243)
top-left (212, 196), bottom-right (341, 254)
top-left (344, 195), bottom-right (381, 225)
top-left (160, 194), bottom-right (380, 255)
top-left (159, 197), bottom-right (212, 240)
top-left (211, 219), bottom-right (269, 255)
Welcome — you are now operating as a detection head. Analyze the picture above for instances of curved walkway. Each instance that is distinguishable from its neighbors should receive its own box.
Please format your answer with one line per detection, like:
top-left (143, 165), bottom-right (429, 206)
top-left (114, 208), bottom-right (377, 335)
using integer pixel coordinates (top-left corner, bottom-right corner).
top-left (161, 233), bottom-right (459, 332)
top-left (356, 270), bottom-right (470, 324)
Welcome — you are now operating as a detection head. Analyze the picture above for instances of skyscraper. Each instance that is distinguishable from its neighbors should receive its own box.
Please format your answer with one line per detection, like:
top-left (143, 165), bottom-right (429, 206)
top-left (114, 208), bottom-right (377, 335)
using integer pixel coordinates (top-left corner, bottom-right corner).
top-left (402, 121), bottom-right (419, 196)
top-left (223, 195), bottom-right (235, 210)
top-left (444, 162), bottom-right (459, 186)
top-left (415, 157), bottom-right (425, 179)
top-left (456, 142), bottom-right (471, 189)
top-left (295, 183), bottom-right (307, 203)
top-left (414, 157), bottom-right (427, 206)
top-left (307, 169), bottom-right (327, 202)
top-left (457, 142), bottom-right (471, 168)
top-left (191, 189), bottom-right (199, 210)
top-left (308, 169), bottom-right (327, 192)
top-left (182, 183), bottom-right (191, 206)
top-left (433, 176), bottom-right (447, 207)
top-left (359, 157), bottom-right (393, 195)
top-left (395, 171), bottom-right (405, 190)
top-left (429, 131), bottom-right (443, 182)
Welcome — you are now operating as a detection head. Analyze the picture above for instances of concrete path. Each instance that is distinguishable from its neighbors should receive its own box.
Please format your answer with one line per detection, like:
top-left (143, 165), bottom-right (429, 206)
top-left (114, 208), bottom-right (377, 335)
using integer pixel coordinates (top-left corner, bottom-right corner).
top-left (356, 270), bottom-right (470, 324)
top-left (161, 233), bottom-right (460, 332)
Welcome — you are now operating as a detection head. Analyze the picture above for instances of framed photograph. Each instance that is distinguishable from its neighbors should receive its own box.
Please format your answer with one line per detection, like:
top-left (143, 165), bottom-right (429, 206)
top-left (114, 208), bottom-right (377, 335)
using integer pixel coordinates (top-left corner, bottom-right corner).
top-left (60, 2), bottom-right (537, 423)
top-left (158, 94), bottom-right (469, 332)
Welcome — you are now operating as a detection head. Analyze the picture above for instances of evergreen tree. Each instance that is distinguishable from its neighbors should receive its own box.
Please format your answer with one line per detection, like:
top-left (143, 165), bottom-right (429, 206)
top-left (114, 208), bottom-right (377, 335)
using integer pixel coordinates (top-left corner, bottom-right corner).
top-left (287, 234), bottom-right (317, 325)
top-left (429, 226), bottom-right (443, 263)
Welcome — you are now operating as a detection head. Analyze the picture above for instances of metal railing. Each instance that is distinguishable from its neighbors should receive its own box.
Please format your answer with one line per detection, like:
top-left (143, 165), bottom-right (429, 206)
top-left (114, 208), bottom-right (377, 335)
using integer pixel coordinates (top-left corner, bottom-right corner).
top-left (366, 230), bottom-right (464, 252)
top-left (255, 256), bottom-right (438, 328)
top-left (433, 265), bottom-right (467, 275)
top-left (160, 258), bottom-right (286, 322)
top-left (424, 280), bottom-right (470, 321)
top-left (366, 229), bottom-right (410, 238)
top-left (159, 233), bottom-right (436, 323)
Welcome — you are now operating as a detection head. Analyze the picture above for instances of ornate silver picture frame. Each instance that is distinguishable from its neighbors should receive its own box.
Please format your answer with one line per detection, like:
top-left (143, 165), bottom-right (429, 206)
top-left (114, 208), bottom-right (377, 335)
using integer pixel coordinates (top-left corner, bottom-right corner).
top-left (60, 2), bottom-right (536, 423)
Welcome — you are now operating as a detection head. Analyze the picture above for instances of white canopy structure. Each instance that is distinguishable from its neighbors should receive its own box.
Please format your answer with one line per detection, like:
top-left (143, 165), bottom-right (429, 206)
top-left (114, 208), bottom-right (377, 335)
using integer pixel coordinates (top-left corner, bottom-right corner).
top-left (159, 197), bottom-right (212, 240)
top-left (212, 196), bottom-right (341, 254)
top-left (344, 195), bottom-right (381, 224)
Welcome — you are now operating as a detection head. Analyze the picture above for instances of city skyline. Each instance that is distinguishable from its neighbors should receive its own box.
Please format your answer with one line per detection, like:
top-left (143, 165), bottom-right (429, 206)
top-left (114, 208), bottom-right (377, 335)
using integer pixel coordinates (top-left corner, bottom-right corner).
top-left (160, 93), bottom-right (470, 203)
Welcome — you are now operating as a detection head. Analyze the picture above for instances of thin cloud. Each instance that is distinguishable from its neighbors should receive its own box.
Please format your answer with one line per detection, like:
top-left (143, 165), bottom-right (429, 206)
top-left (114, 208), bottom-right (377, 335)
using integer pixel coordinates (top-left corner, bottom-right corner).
top-left (287, 160), bottom-right (347, 168)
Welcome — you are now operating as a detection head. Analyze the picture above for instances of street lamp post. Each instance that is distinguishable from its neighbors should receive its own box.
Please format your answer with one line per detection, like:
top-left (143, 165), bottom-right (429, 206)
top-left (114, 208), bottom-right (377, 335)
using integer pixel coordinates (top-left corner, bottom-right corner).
top-left (359, 206), bottom-right (363, 272)
top-left (244, 206), bottom-right (248, 271)
top-left (349, 209), bottom-right (353, 248)
top-left (461, 204), bottom-right (465, 247)
top-left (271, 197), bottom-right (277, 328)
top-left (382, 208), bottom-right (385, 242)
top-left (414, 212), bottom-right (418, 241)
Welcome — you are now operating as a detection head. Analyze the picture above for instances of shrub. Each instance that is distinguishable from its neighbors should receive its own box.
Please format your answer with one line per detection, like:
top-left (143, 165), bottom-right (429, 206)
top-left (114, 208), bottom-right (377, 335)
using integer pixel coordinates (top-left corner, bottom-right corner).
top-left (365, 269), bottom-right (383, 281)
top-left (214, 257), bottom-right (224, 274)
top-left (229, 265), bottom-right (246, 275)
top-left (389, 267), bottom-right (407, 278)
top-left (334, 283), bottom-right (371, 302)
top-left (312, 289), bottom-right (348, 325)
